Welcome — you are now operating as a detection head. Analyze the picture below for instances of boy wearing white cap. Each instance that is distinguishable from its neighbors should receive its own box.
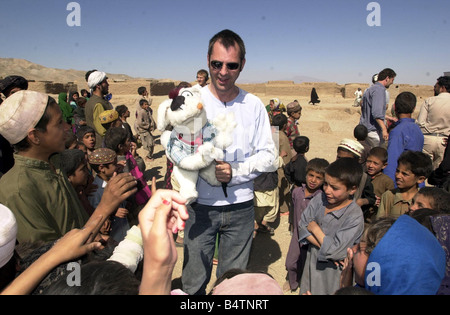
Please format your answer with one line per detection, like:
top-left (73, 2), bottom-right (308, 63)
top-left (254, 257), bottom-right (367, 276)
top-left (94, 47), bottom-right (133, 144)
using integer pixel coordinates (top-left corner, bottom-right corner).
top-left (0, 91), bottom-right (137, 244)
top-left (85, 71), bottom-right (113, 148)
top-left (336, 138), bottom-right (376, 215)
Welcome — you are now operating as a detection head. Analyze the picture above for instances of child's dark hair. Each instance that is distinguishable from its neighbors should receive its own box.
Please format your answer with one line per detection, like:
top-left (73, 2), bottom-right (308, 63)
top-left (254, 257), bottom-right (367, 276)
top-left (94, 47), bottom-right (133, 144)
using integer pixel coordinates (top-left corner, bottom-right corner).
top-left (76, 97), bottom-right (87, 107)
top-left (397, 151), bottom-right (433, 178)
top-left (139, 99), bottom-right (149, 107)
top-left (271, 114), bottom-right (287, 129)
top-left (368, 147), bottom-right (388, 164)
top-left (138, 86), bottom-right (147, 96)
top-left (394, 92), bottom-right (416, 114)
top-left (76, 125), bottom-right (95, 141)
top-left (104, 127), bottom-right (128, 153)
top-left (293, 136), bottom-right (310, 154)
top-left (115, 105), bottom-right (128, 117)
top-left (326, 157), bottom-right (363, 189)
top-left (353, 124), bottom-right (368, 141)
top-left (413, 187), bottom-right (450, 213)
top-left (306, 158), bottom-right (329, 176)
top-left (60, 149), bottom-right (86, 177)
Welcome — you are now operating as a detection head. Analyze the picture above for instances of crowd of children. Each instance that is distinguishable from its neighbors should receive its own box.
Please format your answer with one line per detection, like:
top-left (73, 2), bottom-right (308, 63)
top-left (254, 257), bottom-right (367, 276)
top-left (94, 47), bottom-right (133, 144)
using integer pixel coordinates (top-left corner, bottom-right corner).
top-left (1, 78), bottom-right (450, 296)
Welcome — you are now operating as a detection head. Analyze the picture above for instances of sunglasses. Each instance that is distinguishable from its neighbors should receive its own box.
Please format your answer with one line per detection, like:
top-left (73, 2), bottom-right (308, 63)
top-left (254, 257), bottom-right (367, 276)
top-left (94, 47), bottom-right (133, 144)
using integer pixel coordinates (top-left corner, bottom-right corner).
top-left (210, 60), bottom-right (240, 71)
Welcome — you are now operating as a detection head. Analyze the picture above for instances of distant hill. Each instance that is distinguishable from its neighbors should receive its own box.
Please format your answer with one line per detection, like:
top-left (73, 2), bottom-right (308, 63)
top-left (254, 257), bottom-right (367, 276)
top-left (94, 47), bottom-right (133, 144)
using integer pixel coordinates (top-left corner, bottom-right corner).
top-left (0, 58), bottom-right (143, 83)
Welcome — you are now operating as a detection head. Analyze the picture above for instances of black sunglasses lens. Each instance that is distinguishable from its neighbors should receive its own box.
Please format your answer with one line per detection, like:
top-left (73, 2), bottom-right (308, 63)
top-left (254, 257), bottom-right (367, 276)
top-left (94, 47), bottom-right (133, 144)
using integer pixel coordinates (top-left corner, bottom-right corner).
top-left (211, 61), bottom-right (223, 70)
top-left (227, 63), bottom-right (240, 70)
top-left (211, 61), bottom-right (240, 70)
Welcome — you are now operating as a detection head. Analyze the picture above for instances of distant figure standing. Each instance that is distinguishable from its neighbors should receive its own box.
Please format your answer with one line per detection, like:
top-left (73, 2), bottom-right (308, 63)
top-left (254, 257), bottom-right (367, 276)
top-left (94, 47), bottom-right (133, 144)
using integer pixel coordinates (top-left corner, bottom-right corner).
top-left (85, 71), bottom-right (113, 148)
top-left (359, 68), bottom-right (396, 147)
top-left (309, 88), bottom-right (320, 106)
top-left (354, 88), bottom-right (362, 107)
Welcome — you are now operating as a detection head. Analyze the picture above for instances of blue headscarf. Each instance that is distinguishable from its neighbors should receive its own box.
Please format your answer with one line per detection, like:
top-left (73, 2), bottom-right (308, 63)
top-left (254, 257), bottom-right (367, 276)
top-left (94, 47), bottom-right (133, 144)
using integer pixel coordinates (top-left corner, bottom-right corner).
top-left (365, 215), bottom-right (445, 295)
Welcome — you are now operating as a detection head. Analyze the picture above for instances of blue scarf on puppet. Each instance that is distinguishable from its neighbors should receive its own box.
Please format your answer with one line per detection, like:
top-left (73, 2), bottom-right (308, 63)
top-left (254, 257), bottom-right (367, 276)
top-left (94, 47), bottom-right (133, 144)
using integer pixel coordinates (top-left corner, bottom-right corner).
top-left (365, 215), bottom-right (446, 295)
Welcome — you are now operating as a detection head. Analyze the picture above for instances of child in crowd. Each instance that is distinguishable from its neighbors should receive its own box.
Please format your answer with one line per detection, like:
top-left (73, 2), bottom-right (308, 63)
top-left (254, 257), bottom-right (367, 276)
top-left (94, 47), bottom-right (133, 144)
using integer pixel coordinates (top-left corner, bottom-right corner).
top-left (384, 92), bottom-right (424, 185)
top-left (353, 124), bottom-right (371, 167)
top-left (285, 158), bottom-right (329, 292)
top-left (76, 126), bottom-right (96, 156)
top-left (104, 127), bottom-right (153, 226)
top-left (408, 186), bottom-right (450, 214)
top-left (64, 131), bottom-right (78, 150)
top-left (337, 139), bottom-right (376, 214)
top-left (253, 115), bottom-right (287, 236)
top-left (60, 149), bottom-right (94, 215)
top-left (365, 147), bottom-right (395, 222)
top-left (284, 136), bottom-right (310, 188)
top-left (72, 97), bottom-right (87, 131)
top-left (285, 101), bottom-right (302, 155)
top-left (273, 114), bottom-right (292, 216)
top-left (298, 157), bottom-right (365, 295)
top-left (135, 99), bottom-right (156, 162)
top-left (115, 105), bottom-right (136, 143)
top-left (88, 148), bottom-right (129, 243)
top-left (377, 150), bottom-right (433, 219)
top-left (99, 110), bottom-right (122, 131)
top-left (340, 215), bottom-right (445, 295)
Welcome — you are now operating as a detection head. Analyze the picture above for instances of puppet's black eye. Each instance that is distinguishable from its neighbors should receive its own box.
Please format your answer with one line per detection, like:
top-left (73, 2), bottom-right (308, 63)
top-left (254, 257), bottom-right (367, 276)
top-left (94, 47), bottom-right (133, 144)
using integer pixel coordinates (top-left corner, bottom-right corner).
top-left (171, 96), bottom-right (185, 111)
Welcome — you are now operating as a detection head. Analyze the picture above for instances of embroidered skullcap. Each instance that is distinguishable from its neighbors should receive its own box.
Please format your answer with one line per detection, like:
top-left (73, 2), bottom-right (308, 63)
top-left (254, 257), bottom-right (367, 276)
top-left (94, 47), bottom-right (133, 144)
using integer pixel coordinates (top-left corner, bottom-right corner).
top-left (338, 138), bottom-right (365, 158)
top-left (87, 71), bottom-right (107, 89)
top-left (212, 273), bottom-right (283, 295)
top-left (0, 90), bottom-right (49, 144)
top-left (88, 148), bottom-right (116, 165)
top-left (286, 101), bottom-right (302, 115)
top-left (99, 110), bottom-right (119, 124)
top-left (0, 204), bottom-right (18, 268)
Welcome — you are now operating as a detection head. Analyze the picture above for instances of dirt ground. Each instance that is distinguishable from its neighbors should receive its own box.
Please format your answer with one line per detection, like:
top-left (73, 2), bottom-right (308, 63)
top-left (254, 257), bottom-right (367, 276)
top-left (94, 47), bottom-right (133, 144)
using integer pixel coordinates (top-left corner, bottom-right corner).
top-left (116, 92), bottom-right (365, 295)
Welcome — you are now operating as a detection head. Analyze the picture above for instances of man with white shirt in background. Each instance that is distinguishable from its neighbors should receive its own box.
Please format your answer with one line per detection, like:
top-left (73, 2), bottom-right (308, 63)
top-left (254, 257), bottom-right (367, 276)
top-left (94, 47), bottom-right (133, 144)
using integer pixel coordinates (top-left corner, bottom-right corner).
top-left (417, 76), bottom-right (450, 169)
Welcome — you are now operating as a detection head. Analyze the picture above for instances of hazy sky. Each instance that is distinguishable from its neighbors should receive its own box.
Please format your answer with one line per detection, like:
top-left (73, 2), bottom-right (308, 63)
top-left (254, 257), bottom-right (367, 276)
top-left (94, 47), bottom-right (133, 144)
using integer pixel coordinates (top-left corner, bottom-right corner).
top-left (1, 0), bottom-right (449, 85)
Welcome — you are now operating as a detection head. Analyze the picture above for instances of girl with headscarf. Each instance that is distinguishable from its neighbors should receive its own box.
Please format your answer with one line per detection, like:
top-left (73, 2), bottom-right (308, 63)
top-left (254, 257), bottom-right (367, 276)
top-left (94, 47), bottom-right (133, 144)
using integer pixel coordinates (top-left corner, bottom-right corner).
top-left (58, 92), bottom-right (74, 125)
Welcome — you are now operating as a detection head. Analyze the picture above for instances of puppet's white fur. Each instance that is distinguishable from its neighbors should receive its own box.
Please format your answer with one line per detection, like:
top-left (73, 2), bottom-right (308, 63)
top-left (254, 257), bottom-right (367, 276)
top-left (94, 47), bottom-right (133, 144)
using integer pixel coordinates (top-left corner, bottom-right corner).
top-left (157, 87), bottom-right (236, 204)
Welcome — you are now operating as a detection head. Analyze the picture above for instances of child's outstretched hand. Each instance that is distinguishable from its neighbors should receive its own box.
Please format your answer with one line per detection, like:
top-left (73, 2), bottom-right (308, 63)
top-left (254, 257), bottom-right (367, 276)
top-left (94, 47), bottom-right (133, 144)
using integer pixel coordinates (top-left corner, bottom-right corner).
top-left (139, 190), bottom-right (189, 295)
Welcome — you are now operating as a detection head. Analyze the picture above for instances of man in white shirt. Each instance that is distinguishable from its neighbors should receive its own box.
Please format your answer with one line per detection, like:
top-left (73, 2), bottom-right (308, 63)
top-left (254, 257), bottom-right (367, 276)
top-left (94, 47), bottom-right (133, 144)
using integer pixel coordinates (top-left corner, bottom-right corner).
top-left (417, 76), bottom-right (450, 169)
top-left (181, 29), bottom-right (277, 295)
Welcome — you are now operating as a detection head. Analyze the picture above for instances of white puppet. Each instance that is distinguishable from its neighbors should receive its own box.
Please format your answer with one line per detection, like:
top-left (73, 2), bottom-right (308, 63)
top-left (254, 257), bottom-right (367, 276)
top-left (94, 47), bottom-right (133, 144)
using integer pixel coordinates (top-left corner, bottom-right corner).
top-left (157, 87), bottom-right (236, 204)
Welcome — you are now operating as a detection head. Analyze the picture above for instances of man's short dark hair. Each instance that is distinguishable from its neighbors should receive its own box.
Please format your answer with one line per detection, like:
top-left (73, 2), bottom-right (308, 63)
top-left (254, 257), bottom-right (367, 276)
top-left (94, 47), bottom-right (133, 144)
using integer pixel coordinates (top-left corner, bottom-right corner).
top-left (394, 92), bottom-right (417, 114)
top-left (397, 151), bottom-right (433, 178)
top-left (326, 157), bottom-right (363, 189)
top-left (378, 68), bottom-right (397, 81)
top-left (208, 29), bottom-right (246, 62)
top-left (437, 76), bottom-right (450, 92)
